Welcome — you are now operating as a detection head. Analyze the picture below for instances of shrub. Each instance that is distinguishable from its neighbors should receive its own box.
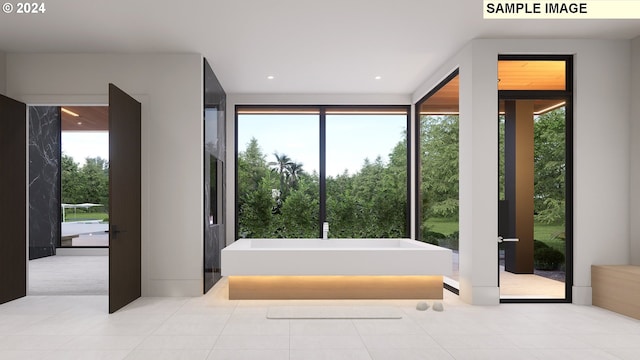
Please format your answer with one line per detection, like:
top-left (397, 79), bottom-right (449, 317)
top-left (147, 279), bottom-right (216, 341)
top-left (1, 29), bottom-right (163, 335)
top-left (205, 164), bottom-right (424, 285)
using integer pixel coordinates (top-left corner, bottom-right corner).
top-left (423, 231), bottom-right (446, 245)
top-left (534, 239), bottom-right (550, 250)
top-left (438, 231), bottom-right (459, 251)
top-left (534, 247), bottom-right (565, 270)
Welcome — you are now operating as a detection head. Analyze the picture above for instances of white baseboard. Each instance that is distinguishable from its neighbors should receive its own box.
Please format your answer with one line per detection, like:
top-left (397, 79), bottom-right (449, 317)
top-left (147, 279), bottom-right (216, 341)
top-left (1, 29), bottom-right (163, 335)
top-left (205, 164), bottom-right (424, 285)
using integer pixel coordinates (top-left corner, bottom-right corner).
top-left (144, 279), bottom-right (202, 297)
top-left (572, 286), bottom-right (593, 305)
top-left (460, 286), bottom-right (500, 305)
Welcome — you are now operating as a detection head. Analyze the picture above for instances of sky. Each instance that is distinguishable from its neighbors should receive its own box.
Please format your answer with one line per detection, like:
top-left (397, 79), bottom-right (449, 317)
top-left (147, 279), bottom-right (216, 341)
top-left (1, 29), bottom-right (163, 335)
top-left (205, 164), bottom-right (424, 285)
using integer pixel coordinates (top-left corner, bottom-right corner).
top-left (61, 131), bottom-right (109, 166)
top-left (61, 113), bottom-right (407, 174)
top-left (237, 114), bottom-right (406, 177)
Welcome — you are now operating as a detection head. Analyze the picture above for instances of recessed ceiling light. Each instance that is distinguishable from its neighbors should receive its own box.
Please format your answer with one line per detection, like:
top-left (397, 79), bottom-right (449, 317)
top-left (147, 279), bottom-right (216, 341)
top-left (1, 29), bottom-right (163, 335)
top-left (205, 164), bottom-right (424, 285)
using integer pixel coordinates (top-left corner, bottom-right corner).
top-left (375, 76), bottom-right (382, 80)
top-left (61, 107), bottom-right (80, 117)
top-left (77, 121), bottom-right (83, 125)
top-left (267, 75), bottom-right (275, 80)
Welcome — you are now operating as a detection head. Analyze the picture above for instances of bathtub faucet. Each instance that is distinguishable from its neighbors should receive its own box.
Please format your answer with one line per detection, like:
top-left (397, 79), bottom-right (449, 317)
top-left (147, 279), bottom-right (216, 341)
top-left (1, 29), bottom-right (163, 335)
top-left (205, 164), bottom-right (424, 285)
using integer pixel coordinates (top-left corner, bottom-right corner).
top-left (322, 222), bottom-right (329, 240)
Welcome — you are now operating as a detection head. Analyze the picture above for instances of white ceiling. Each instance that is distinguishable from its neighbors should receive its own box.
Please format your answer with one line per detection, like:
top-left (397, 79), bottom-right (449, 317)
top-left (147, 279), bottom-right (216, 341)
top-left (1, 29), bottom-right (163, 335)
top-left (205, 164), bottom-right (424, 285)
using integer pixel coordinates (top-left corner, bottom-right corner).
top-left (1, 0), bottom-right (639, 94)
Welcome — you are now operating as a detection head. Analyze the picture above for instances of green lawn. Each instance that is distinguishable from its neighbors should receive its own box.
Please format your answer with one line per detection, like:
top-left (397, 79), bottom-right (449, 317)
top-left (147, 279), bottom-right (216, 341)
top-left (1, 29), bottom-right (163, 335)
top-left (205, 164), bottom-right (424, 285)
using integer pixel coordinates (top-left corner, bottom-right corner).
top-left (426, 217), bottom-right (565, 252)
top-left (64, 212), bottom-right (109, 222)
top-left (533, 223), bottom-right (565, 252)
top-left (427, 217), bottom-right (459, 235)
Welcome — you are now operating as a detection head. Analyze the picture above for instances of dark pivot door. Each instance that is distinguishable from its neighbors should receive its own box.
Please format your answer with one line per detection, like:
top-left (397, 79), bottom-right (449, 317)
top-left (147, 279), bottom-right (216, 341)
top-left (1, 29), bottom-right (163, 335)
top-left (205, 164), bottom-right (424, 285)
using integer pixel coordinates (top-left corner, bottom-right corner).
top-left (109, 84), bottom-right (142, 313)
top-left (0, 95), bottom-right (27, 305)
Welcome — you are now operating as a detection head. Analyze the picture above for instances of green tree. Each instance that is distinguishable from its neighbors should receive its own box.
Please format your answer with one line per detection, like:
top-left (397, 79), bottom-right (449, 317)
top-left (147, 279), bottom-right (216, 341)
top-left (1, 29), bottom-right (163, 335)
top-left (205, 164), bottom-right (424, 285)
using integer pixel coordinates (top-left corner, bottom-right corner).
top-left (385, 138), bottom-right (409, 234)
top-left (237, 138), bottom-right (269, 193)
top-left (276, 177), bottom-right (318, 238)
top-left (326, 172), bottom-right (360, 237)
top-left (79, 157), bottom-right (109, 210)
top-left (326, 136), bottom-right (408, 238)
top-left (268, 152), bottom-right (293, 198)
top-left (238, 177), bottom-right (274, 238)
top-left (420, 115), bottom-right (459, 222)
top-left (61, 153), bottom-right (81, 204)
top-left (287, 162), bottom-right (305, 189)
top-left (353, 155), bottom-right (406, 237)
top-left (237, 138), bottom-right (273, 237)
top-left (61, 154), bottom-right (109, 211)
top-left (534, 107), bottom-right (566, 224)
top-left (238, 137), bottom-right (408, 239)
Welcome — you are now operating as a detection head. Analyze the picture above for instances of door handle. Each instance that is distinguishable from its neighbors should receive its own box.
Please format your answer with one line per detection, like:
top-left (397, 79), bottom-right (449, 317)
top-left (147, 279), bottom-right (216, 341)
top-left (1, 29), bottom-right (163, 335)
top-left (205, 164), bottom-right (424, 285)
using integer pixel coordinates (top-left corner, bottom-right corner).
top-left (498, 236), bottom-right (519, 243)
top-left (111, 225), bottom-right (125, 239)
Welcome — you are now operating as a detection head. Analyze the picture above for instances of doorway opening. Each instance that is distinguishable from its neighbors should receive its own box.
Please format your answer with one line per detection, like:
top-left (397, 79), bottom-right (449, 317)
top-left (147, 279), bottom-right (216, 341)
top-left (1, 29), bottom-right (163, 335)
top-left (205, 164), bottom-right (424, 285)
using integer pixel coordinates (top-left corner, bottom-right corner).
top-left (3, 84), bottom-right (140, 312)
top-left (28, 105), bottom-right (110, 296)
top-left (497, 55), bottom-right (573, 302)
top-left (61, 106), bottom-right (110, 247)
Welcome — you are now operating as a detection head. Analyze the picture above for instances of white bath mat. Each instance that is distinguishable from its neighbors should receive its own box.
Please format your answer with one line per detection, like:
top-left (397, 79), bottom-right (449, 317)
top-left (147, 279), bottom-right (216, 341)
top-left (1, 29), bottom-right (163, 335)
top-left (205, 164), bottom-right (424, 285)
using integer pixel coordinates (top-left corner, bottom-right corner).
top-left (267, 306), bottom-right (403, 319)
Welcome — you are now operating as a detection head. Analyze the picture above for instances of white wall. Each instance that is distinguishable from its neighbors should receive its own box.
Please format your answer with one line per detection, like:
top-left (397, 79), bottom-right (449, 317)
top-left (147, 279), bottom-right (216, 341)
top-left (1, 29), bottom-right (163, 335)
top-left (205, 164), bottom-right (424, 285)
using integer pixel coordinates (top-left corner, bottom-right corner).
top-left (225, 93), bottom-right (411, 245)
top-left (6, 53), bottom-right (204, 296)
top-left (0, 51), bottom-right (6, 95)
top-left (631, 36), bottom-right (640, 266)
top-left (413, 43), bottom-right (500, 305)
top-left (413, 39), bottom-right (632, 305)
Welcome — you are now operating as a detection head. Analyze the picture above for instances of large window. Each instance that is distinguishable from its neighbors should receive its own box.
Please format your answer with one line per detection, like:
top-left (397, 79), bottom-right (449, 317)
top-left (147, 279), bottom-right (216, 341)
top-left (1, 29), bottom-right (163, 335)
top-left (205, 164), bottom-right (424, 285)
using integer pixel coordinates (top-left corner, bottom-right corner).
top-left (326, 109), bottom-right (409, 238)
top-left (236, 108), bottom-right (319, 238)
top-left (236, 106), bottom-right (409, 239)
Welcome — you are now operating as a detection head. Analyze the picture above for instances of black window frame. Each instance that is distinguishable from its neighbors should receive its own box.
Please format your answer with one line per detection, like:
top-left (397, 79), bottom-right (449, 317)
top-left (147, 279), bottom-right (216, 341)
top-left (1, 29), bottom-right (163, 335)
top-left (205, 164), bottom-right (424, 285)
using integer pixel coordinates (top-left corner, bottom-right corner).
top-left (235, 104), bottom-right (411, 240)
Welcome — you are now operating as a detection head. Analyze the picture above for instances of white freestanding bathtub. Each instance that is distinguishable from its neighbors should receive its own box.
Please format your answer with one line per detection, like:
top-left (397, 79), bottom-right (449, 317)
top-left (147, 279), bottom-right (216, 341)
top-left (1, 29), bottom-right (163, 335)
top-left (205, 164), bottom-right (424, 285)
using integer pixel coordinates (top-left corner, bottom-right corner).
top-left (221, 238), bottom-right (452, 300)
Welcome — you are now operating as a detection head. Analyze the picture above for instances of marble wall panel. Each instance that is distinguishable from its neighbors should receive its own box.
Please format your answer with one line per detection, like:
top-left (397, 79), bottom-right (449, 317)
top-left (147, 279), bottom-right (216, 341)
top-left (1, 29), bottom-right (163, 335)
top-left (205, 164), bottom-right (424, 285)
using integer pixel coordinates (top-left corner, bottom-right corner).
top-left (29, 106), bottom-right (60, 260)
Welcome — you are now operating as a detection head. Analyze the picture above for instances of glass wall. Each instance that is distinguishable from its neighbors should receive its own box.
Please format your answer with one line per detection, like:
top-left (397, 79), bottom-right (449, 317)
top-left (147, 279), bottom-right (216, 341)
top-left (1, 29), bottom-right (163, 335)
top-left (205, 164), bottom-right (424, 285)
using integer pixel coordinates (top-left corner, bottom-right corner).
top-left (236, 106), bottom-right (409, 239)
top-left (326, 109), bottom-right (408, 238)
top-left (415, 71), bottom-right (460, 289)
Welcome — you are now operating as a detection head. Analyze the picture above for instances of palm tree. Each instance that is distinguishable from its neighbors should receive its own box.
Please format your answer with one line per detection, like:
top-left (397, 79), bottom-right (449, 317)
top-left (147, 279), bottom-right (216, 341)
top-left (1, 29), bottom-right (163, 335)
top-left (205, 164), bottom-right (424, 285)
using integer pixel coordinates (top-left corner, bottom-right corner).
top-left (287, 162), bottom-right (304, 189)
top-left (268, 153), bottom-right (293, 196)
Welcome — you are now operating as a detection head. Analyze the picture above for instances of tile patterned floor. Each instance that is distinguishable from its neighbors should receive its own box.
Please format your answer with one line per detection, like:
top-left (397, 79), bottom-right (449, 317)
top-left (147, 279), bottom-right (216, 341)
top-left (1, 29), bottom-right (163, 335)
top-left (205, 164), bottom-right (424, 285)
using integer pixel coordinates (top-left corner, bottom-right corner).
top-left (28, 255), bottom-right (108, 295)
top-left (1, 277), bottom-right (639, 359)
